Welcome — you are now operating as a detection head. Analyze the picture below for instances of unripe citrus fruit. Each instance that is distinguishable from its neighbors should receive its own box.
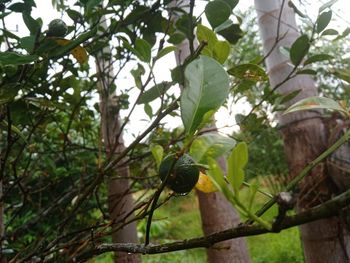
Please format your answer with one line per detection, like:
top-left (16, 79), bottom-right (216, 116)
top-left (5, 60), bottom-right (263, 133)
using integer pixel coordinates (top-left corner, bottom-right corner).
top-left (159, 154), bottom-right (199, 194)
top-left (47, 19), bottom-right (68, 37)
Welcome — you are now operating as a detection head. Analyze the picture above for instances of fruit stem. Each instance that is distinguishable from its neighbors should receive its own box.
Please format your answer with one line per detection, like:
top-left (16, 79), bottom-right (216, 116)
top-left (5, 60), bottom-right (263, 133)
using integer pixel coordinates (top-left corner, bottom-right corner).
top-left (145, 158), bottom-right (177, 246)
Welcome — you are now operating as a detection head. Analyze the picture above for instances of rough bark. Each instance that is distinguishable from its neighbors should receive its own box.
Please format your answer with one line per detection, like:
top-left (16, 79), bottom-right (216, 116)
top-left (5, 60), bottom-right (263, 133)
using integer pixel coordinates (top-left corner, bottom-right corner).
top-left (96, 22), bottom-right (141, 263)
top-left (254, 0), bottom-right (350, 262)
top-left (170, 2), bottom-right (251, 261)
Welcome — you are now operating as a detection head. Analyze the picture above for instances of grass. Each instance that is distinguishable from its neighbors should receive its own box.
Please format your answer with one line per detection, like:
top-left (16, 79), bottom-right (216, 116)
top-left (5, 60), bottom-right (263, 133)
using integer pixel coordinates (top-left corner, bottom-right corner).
top-left (142, 182), bottom-right (304, 263)
top-left (247, 229), bottom-right (304, 263)
top-left (91, 178), bottom-right (304, 263)
top-left (244, 196), bottom-right (304, 263)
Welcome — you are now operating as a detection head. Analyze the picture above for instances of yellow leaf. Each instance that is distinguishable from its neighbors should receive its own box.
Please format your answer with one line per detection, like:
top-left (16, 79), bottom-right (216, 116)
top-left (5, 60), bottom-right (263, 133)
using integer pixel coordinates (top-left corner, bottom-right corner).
top-left (195, 172), bottom-right (217, 193)
top-left (54, 38), bottom-right (88, 64)
top-left (54, 38), bottom-right (70, 46)
top-left (71, 45), bottom-right (88, 64)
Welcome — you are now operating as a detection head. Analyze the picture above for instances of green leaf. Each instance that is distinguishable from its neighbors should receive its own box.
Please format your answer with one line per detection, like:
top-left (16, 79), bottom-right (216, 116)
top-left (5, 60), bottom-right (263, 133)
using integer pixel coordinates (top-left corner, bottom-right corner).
top-left (190, 134), bottom-right (236, 163)
top-left (216, 23), bottom-right (243, 44)
top-left (196, 24), bottom-right (218, 47)
top-left (1, 120), bottom-right (27, 143)
top-left (130, 63), bottom-right (145, 89)
top-left (156, 46), bottom-right (177, 60)
top-left (22, 12), bottom-right (41, 35)
top-left (0, 12), bottom-right (10, 19)
top-left (171, 65), bottom-right (184, 85)
top-left (284, 96), bottom-right (347, 115)
top-left (19, 36), bottom-right (36, 53)
top-left (332, 68), bottom-right (350, 83)
top-left (134, 38), bottom-right (151, 63)
top-left (196, 110), bottom-right (216, 132)
top-left (222, 0), bottom-right (239, 9)
top-left (8, 2), bottom-right (32, 12)
top-left (168, 32), bottom-right (186, 45)
top-left (248, 183), bottom-right (259, 211)
top-left (304, 54), bottom-right (333, 65)
top-left (0, 52), bottom-right (38, 66)
top-left (321, 29), bottom-right (338, 36)
top-left (137, 82), bottom-right (172, 104)
top-left (67, 9), bottom-right (83, 23)
top-left (207, 157), bottom-right (231, 199)
top-left (181, 56), bottom-right (229, 135)
top-left (144, 103), bottom-right (153, 119)
top-left (196, 25), bottom-right (230, 64)
top-left (227, 142), bottom-right (248, 198)
top-left (205, 0), bottom-right (231, 29)
top-left (280, 89), bottom-right (301, 104)
top-left (213, 41), bottom-right (230, 64)
top-left (0, 83), bottom-right (20, 102)
top-left (290, 35), bottom-right (310, 65)
top-left (175, 14), bottom-right (194, 39)
top-left (319, 0), bottom-right (337, 12)
top-left (201, 46), bottom-right (213, 57)
top-left (234, 79), bottom-right (255, 94)
top-left (214, 19), bottom-right (233, 32)
top-left (2, 29), bottom-right (20, 41)
top-left (86, 0), bottom-right (102, 13)
top-left (145, 11), bottom-right (164, 33)
top-left (228, 63), bottom-right (268, 82)
top-left (124, 5), bottom-right (150, 25)
top-left (333, 27), bottom-right (350, 41)
top-left (25, 97), bottom-right (57, 110)
top-left (316, 10), bottom-right (332, 33)
top-left (150, 144), bottom-right (164, 169)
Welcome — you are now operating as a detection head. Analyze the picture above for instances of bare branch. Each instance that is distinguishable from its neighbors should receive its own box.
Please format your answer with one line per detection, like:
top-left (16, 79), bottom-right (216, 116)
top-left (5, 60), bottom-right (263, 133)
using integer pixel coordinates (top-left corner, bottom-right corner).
top-left (75, 188), bottom-right (350, 261)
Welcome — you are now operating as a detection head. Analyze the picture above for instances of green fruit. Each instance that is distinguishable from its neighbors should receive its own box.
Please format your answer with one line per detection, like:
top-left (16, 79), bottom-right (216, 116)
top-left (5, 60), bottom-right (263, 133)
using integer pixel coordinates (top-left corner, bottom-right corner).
top-left (47, 19), bottom-right (68, 37)
top-left (159, 154), bottom-right (199, 194)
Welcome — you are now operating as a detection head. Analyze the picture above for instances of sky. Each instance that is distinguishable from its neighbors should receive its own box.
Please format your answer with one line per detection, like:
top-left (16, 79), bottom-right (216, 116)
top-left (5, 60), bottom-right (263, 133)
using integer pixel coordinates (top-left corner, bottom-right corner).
top-left (2, 0), bottom-right (350, 144)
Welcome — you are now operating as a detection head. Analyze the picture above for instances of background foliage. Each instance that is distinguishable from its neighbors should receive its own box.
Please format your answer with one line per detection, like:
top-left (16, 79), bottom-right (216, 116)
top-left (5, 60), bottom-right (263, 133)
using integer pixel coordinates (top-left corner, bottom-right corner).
top-left (0, 0), bottom-right (349, 261)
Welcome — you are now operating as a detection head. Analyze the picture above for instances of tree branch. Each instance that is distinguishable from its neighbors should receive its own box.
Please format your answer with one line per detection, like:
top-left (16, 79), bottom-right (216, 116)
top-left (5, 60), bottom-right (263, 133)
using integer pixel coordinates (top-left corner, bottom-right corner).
top-left (74, 188), bottom-right (350, 262)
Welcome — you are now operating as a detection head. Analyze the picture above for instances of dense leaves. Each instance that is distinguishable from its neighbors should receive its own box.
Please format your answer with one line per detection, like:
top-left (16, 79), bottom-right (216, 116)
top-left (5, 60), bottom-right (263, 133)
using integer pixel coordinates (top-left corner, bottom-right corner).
top-left (205, 0), bottom-right (231, 29)
top-left (0, 52), bottom-right (38, 65)
top-left (1, 0), bottom-right (349, 261)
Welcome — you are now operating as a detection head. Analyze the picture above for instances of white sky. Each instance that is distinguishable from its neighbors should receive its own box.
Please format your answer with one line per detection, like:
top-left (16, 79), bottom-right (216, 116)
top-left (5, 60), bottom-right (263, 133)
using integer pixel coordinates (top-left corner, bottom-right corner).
top-left (3, 0), bottom-right (350, 144)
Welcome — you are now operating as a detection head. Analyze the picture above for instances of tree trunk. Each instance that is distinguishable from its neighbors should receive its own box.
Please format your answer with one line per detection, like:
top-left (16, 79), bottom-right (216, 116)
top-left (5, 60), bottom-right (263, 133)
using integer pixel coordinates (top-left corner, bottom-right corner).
top-left (197, 191), bottom-right (252, 263)
top-left (96, 22), bottom-right (141, 263)
top-left (254, 1), bottom-right (350, 262)
top-left (170, 2), bottom-right (251, 261)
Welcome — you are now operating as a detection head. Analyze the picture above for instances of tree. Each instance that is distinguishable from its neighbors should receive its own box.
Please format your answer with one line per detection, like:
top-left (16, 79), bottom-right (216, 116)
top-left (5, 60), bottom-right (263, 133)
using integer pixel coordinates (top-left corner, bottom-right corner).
top-left (254, 0), bottom-right (350, 262)
top-left (0, 0), bottom-right (350, 262)
top-left (96, 20), bottom-right (140, 263)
